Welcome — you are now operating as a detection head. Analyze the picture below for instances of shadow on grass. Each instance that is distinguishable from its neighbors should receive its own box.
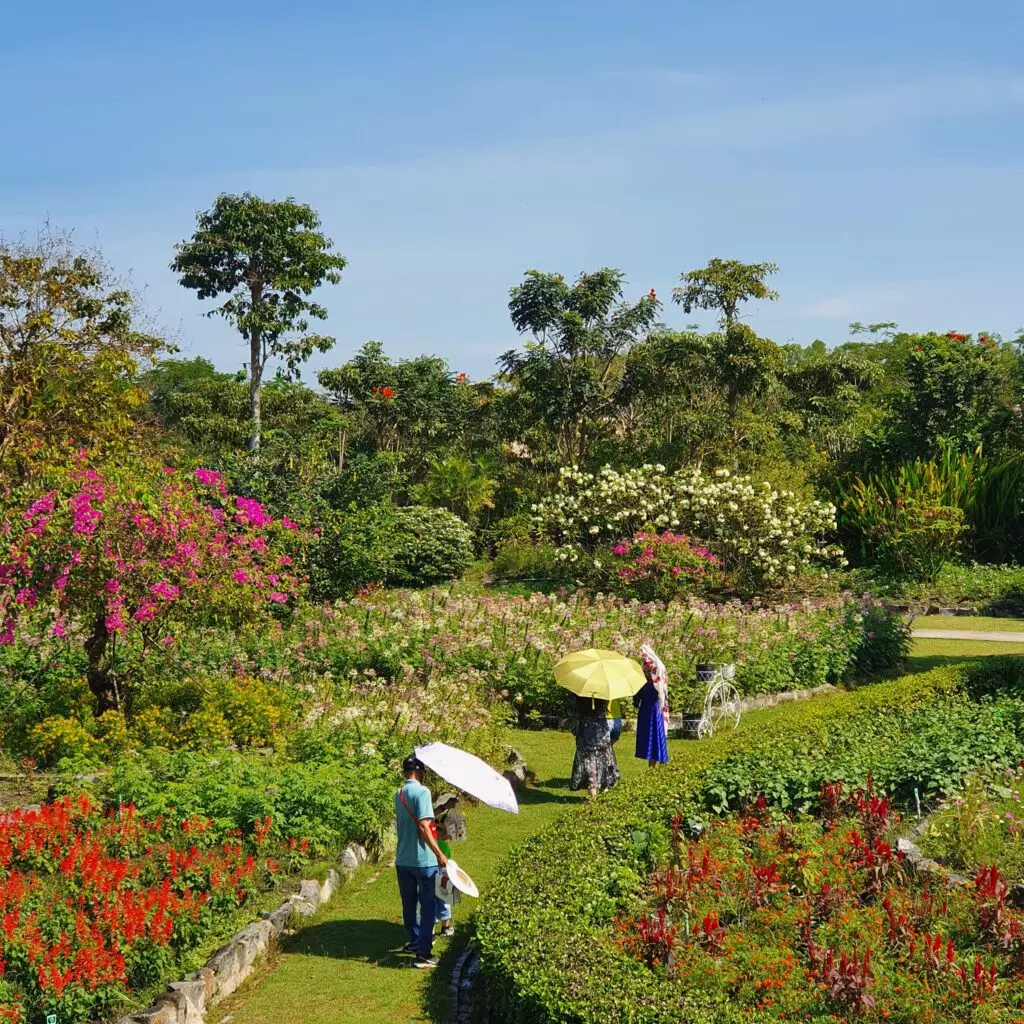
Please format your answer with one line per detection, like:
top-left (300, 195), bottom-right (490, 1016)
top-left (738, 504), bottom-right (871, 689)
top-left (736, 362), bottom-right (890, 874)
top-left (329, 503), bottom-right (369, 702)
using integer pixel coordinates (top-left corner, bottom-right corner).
top-left (284, 917), bottom-right (412, 969)
top-left (517, 777), bottom-right (582, 806)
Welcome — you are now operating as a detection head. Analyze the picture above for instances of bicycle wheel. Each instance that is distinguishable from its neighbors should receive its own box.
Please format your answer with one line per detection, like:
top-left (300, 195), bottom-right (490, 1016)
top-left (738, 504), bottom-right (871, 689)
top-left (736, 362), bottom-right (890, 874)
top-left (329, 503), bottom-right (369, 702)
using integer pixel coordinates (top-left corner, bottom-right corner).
top-left (706, 681), bottom-right (741, 732)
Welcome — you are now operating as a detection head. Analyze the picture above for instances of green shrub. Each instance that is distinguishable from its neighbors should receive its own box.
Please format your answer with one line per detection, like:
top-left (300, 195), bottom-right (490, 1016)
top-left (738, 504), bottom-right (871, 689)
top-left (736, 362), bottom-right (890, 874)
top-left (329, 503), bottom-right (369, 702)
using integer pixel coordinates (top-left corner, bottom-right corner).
top-left (476, 658), bottom-right (1024, 1023)
top-left (490, 540), bottom-right (568, 584)
top-left (64, 747), bottom-right (395, 857)
top-left (308, 503), bottom-right (473, 598)
top-left (387, 505), bottom-right (474, 586)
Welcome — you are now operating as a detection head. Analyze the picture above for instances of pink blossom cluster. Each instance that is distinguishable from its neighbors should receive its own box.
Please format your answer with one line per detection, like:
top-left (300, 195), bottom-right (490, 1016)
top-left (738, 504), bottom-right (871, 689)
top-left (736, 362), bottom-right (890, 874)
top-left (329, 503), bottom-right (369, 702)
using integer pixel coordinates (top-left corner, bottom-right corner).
top-left (0, 460), bottom-right (309, 650)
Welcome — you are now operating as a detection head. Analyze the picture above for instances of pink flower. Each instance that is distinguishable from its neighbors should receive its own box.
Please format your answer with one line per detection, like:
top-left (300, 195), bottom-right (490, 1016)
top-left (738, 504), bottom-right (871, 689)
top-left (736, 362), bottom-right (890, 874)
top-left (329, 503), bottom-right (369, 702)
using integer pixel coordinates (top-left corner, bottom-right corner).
top-left (195, 468), bottom-right (224, 487)
top-left (52, 620), bottom-right (67, 639)
top-left (160, 636), bottom-right (176, 648)
top-left (613, 544), bottom-right (628, 556)
top-left (281, 517), bottom-right (299, 532)
top-left (235, 496), bottom-right (273, 528)
top-left (267, 592), bottom-right (289, 604)
top-left (104, 579), bottom-right (121, 594)
top-left (105, 610), bottom-right (128, 633)
top-left (133, 602), bottom-right (158, 623)
top-left (233, 570), bottom-right (250, 584)
top-left (150, 581), bottom-right (181, 601)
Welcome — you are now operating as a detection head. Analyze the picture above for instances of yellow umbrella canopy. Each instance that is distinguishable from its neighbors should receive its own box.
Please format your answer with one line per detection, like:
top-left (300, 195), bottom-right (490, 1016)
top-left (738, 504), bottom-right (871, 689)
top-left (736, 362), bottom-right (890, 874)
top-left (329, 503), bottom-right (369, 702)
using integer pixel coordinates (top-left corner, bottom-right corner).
top-left (554, 648), bottom-right (647, 701)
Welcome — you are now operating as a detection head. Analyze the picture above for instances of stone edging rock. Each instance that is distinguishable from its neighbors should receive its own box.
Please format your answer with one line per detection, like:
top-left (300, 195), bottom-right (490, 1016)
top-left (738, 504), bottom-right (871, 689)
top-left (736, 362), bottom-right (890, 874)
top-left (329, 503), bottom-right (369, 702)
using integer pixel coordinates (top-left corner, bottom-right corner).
top-left (449, 942), bottom-right (480, 1024)
top-left (116, 841), bottom-right (374, 1024)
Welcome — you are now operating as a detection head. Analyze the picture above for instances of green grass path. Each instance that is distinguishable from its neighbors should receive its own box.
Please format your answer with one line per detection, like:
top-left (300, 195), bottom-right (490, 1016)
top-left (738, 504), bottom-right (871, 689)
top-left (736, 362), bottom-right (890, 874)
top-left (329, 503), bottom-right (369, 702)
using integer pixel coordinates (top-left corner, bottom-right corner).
top-left (214, 635), bottom-right (1022, 1024)
top-left (216, 729), bottom-right (695, 1024)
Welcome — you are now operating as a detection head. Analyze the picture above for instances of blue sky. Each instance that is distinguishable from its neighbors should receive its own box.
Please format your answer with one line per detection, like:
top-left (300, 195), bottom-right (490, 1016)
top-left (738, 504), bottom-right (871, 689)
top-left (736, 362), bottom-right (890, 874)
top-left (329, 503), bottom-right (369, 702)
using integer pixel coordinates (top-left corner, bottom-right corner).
top-left (3, 0), bottom-right (1023, 380)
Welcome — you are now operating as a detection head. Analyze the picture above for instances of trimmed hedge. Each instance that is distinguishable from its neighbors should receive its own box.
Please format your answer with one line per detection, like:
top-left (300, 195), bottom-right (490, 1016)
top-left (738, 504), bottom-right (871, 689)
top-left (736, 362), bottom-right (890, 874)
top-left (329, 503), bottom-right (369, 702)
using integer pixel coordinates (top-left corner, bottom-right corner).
top-left (475, 659), bottom-right (1024, 1024)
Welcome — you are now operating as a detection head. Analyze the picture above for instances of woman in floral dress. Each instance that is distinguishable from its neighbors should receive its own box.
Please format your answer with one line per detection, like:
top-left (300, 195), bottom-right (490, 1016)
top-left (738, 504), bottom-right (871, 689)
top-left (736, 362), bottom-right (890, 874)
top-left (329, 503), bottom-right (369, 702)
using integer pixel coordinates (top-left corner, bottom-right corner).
top-left (570, 696), bottom-right (621, 798)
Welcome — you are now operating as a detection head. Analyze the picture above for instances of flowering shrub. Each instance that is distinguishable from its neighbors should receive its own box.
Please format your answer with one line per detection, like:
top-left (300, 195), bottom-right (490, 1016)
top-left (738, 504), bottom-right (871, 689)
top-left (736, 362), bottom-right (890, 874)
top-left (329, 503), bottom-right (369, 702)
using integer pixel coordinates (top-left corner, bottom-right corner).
top-left (0, 796), bottom-right (309, 1024)
top-left (532, 463), bottom-right (845, 588)
top-left (607, 531), bottom-right (720, 602)
top-left (615, 791), bottom-right (1024, 1021)
top-left (0, 456), bottom-right (305, 713)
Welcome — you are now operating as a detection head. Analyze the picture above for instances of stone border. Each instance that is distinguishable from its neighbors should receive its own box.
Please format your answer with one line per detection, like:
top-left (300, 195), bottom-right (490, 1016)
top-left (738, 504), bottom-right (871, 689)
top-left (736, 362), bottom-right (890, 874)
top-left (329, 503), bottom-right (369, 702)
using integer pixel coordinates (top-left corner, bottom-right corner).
top-left (449, 942), bottom-right (480, 1024)
top-left (117, 841), bottom-right (374, 1024)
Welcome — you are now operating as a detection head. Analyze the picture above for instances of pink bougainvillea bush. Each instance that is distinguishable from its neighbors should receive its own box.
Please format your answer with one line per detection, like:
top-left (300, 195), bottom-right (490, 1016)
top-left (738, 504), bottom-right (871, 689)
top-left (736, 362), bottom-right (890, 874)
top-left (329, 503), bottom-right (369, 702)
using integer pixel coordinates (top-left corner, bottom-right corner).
top-left (0, 455), bottom-right (307, 713)
top-left (607, 530), bottom-right (721, 602)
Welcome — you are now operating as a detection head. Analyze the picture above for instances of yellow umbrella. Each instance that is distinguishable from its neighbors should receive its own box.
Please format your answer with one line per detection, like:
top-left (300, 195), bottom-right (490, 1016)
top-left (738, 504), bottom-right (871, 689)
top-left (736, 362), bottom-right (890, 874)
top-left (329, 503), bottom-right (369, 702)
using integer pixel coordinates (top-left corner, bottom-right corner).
top-left (554, 648), bottom-right (646, 701)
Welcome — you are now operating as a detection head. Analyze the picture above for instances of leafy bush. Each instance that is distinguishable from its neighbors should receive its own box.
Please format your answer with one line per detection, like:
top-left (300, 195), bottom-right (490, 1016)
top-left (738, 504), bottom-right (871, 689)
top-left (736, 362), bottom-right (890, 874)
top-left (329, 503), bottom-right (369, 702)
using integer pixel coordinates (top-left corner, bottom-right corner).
top-left (533, 464), bottom-right (844, 589)
top-left (386, 505), bottom-right (474, 586)
top-left (308, 503), bottom-right (473, 598)
top-left (63, 746), bottom-right (395, 857)
top-left (475, 659), bottom-right (1024, 1024)
top-left (490, 540), bottom-right (568, 585)
top-left (605, 531), bottom-right (720, 602)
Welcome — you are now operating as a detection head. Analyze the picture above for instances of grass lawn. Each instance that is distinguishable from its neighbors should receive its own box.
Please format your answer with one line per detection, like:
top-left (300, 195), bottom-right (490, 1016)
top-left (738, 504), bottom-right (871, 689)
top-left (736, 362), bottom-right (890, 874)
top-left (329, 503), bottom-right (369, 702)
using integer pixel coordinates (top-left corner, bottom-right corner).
top-left (913, 615), bottom-right (1024, 632)
top-left (908, 638), bottom-right (1024, 673)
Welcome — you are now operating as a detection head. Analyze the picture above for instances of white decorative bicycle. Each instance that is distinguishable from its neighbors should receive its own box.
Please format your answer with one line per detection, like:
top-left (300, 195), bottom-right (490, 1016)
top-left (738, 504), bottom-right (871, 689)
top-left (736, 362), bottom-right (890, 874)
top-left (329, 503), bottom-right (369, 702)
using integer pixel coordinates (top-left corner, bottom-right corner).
top-left (694, 663), bottom-right (742, 739)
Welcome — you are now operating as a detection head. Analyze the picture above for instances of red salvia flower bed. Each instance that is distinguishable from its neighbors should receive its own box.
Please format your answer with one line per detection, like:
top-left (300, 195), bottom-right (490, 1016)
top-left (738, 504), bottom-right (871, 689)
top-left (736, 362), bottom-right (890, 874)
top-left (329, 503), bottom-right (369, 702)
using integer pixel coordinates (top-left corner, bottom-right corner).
top-left (0, 797), bottom-right (303, 1023)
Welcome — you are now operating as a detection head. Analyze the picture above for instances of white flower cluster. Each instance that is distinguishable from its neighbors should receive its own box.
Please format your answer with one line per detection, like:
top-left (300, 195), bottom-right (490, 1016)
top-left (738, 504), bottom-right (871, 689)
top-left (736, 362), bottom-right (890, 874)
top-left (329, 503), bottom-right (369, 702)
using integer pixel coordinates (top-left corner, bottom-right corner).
top-left (532, 464), bottom-right (846, 583)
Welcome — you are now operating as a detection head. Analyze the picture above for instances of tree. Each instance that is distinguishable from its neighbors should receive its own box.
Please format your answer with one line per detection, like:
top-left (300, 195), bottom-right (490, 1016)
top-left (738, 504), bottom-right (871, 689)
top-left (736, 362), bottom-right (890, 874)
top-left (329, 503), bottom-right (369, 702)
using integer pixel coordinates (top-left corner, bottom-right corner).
top-left (672, 258), bottom-right (779, 327)
top-left (172, 193), bottom-right (347, 451)
top-left (500, 268), bottom-right (660, 465)
top-left (0, 229), bottom-right (164, 482)
top-left (0, 456), bottom-right (305, 715)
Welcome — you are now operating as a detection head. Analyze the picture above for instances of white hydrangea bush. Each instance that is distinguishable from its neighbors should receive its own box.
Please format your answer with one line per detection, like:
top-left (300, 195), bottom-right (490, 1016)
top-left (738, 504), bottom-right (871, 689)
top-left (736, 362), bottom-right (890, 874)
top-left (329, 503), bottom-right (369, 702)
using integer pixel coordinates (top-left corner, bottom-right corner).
top-left (531, 464), bottom-right (846, 584)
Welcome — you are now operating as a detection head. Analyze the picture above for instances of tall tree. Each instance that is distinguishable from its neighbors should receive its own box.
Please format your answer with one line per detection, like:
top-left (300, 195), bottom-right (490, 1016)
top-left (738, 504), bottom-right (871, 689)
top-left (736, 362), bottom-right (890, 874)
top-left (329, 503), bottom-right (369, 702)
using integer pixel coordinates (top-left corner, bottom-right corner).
top-left (172, 193), bottom-right (346, 451)
top-left (0, 229), bottom-right (163, 483)
top-left (673, 258), bottom-right (779, 327)
top-left (500, 268), bottom-right (660, 465)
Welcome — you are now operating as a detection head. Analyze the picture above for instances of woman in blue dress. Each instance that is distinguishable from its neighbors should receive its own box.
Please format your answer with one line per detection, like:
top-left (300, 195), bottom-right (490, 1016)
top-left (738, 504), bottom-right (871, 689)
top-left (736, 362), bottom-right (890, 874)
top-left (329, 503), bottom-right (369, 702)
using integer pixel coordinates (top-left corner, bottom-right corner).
top-left (634, 644), bottom-right (669, 766)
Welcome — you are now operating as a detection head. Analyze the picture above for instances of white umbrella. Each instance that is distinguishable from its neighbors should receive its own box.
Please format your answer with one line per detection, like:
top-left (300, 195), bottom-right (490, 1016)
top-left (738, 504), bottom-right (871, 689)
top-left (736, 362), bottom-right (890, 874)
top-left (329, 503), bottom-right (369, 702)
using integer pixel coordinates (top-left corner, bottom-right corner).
top-left (414, 742), bottom-right (519, 814)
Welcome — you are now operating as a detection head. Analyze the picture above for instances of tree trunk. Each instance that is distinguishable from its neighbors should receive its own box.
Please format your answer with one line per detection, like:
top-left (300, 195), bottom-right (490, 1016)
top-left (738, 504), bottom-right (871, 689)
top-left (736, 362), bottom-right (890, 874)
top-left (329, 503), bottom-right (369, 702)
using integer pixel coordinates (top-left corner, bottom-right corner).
top-left (248, 325), bottom-right (262, 451)
top-left (338, 427), bottom-right (347, 474)
top-left (84, 616), bottom-right (119, 716)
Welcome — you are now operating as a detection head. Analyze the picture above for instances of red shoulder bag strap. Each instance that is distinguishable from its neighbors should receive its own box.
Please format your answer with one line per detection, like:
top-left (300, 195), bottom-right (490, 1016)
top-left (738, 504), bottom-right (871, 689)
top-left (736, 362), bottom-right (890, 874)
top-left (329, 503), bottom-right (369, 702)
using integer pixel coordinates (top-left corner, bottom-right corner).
top-left (399, 788), bottom-right (438, 839)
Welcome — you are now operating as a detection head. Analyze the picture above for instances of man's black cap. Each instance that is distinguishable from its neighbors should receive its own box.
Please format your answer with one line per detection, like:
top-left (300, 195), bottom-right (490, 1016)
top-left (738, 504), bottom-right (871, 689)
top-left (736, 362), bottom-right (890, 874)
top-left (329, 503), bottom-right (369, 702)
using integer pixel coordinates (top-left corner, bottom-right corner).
top-left (403, 754), bottom-right (426, 773)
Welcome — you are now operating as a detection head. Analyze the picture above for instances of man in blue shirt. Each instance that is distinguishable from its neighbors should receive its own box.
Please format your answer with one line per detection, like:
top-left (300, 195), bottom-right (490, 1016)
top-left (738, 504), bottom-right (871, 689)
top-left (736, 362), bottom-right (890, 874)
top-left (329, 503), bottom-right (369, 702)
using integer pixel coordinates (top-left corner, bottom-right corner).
top-left (395, 754), bottom-right (448, 967)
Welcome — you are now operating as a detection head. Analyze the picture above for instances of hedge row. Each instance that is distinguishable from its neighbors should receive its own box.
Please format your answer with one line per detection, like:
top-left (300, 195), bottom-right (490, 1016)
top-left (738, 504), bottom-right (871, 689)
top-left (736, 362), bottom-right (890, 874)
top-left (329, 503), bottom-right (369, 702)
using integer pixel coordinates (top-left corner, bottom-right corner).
top-left (475, 659), bottom-right (1024, 1024)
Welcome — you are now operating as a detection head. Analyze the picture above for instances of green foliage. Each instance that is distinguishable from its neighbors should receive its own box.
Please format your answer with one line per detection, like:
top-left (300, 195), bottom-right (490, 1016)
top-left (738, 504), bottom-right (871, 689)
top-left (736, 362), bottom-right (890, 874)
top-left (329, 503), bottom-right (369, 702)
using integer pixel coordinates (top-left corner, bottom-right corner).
top-left (308, 503), bottom-right (473, 598)
top-left (475, 659), bottom-right (1024, 1023)
top-left (387, 505), bottom-right (475, 586)
top-left (172, 193), bottom-right (346, 450)
top-left (500, 268), bottom-right (660, 466)
top-left (66, 746), bottom-right (394, 856)
top-left (410, 454), bottom-right (497, 529)
top-left (490, 540), bottom-right (570, 586)
top-left (838, 445), bottom-right (1024, 575)
top-left (672, 257), bottom-right (779, 326)
top-left (0, 229), bottom-right (165, 482)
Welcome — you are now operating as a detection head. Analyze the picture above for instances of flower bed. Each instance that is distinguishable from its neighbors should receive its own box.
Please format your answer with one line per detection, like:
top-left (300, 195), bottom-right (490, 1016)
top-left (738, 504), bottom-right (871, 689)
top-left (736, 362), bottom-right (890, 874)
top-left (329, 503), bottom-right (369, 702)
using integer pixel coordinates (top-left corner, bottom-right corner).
top-left (234, 590), bottom-right (906, 722)
top-left (618, 788), bottom-right (1024, 1021)
top-left (474, 658), bottom-right (1024, 1024)
top-left (0, 796), bottom-right (309, 1024)
top-left (919, 767), bottom-right (1024, 886)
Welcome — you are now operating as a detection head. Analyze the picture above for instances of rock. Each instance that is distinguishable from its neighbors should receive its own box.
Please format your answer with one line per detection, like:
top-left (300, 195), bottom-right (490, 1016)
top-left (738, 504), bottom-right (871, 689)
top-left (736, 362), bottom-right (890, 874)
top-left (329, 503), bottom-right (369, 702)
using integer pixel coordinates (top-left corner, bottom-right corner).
top-left (339, 845), bottom-right (360, 874)
top-left (118, 1006), bottom-right (178, 1024)
top-left (294, 879), bottom-right (322, 916)
top-left (168, 978), bottom-right (207, 1024)
top-left (260, 902), bottom-right (294, 936)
